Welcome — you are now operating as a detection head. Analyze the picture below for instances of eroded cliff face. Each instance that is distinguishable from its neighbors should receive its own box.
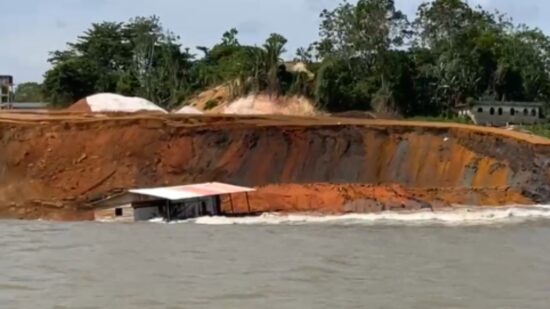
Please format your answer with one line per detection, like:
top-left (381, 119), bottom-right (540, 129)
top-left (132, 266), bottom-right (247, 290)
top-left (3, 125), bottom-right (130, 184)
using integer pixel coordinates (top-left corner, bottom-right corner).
top-left (0, 114), bottom-right (548, 219)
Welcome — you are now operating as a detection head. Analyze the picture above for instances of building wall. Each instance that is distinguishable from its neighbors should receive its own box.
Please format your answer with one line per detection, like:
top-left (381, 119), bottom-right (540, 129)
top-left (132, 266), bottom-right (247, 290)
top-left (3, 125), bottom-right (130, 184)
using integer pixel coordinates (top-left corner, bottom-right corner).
top-left (93, 195), bottom-right (221, 222)
top-left (169, 196), bottom-right (219, 220)
top-left (462, 105), bottom-right (542, 126)
top-left (134, 206), bottom-right (161, 221)
top-left (94, 204), bottom-right (134, 222)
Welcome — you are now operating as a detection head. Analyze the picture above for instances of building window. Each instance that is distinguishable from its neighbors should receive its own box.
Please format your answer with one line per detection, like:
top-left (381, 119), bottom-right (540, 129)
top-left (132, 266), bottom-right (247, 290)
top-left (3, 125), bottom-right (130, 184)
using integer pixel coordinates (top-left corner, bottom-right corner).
top-left (477, 107), bottom-right (483, 113)
top-left (498, 108), bottom-right (503, 116)
top-left (490, 108), bottom-right (495, 115)
top-left (510, 108), bottom-right (515, 116)
top-left (524, 108), bottom-right (529, 116)
top-left (532, 109), bottom-right (538, 117)
top-left (115, 208), bottom-right (123, 217)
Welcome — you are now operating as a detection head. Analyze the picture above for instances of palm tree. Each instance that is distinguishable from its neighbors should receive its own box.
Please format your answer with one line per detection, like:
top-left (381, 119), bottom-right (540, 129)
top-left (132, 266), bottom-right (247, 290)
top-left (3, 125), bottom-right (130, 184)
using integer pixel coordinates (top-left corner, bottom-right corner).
top-left (262, 33), bottom-right (288, 95)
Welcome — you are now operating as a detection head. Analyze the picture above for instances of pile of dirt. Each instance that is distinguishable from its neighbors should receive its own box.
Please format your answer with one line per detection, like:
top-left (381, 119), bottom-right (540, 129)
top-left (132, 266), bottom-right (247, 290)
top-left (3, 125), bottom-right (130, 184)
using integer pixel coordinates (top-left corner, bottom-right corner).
top-left (68, 93), bottom-right (167, 113)
top-left (0, 113), bottom-right (549, 220)
top-left (184, 84), bottom-right (230, 112)
top-left (175, 106), bottom-right (203, 115)
top-left (182, 84), bottom-right (318, 116)
top-left (223, 95), bottom-right (317, 116)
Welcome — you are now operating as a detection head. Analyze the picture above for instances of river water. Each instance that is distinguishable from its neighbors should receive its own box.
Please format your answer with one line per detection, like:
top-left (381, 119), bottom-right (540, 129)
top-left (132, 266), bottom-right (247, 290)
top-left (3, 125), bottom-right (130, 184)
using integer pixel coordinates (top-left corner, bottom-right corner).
top-left (2, 207), bottom-right (550, 309)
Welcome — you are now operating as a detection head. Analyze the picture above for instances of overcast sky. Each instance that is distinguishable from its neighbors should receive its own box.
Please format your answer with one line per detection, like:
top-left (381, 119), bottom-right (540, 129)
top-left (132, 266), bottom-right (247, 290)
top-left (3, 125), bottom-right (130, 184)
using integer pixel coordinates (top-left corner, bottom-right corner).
top-left (1, 0), bottom-right (547, 83)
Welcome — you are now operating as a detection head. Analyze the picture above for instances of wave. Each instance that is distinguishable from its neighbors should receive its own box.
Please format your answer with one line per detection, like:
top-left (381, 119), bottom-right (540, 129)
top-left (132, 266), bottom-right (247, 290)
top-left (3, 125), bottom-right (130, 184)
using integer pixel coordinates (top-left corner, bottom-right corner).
top-left (155, 206), bottom-right (550, 226)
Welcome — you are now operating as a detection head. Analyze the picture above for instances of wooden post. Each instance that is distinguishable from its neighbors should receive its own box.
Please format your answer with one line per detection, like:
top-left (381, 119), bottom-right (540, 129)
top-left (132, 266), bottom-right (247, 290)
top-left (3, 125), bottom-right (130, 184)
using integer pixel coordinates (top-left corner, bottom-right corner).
top-left (165, 200), bottom-right (171, 222)
top-left (245, 192), bottom-right (251, 214)
top-left (229, 194), bottom-right (235, 214)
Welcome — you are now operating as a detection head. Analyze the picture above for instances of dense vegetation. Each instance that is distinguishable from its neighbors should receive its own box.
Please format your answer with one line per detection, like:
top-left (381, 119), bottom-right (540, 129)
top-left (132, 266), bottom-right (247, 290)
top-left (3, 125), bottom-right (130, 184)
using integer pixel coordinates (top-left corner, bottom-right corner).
top-left (40, 0), bottom-right (550, 116)
top-left (14, 82), bottom-right (43, 102)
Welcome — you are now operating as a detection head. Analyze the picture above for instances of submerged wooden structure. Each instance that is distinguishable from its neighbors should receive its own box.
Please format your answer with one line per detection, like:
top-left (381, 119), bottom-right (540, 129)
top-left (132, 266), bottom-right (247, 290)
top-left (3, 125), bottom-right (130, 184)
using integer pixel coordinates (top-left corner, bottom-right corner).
top-left (93, 182), bottom-right (255, 222)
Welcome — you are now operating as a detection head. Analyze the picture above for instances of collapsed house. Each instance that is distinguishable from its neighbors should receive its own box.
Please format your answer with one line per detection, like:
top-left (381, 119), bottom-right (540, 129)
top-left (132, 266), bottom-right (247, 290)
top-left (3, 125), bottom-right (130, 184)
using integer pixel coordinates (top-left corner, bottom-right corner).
top-left (93, 182), bottom-right (255, 222)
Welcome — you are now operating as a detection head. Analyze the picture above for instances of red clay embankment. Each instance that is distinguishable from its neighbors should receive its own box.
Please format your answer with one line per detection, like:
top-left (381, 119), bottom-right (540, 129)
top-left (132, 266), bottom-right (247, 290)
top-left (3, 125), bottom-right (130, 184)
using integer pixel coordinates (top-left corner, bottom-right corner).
top-left (0, 112), bottom-right (549, 220)
top-left (222, 184), bottom-right (532, 215)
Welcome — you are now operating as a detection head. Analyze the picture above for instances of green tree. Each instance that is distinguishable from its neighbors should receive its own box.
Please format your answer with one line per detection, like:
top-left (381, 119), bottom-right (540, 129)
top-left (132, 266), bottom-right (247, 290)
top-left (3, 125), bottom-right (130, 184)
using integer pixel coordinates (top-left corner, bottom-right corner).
top-left (43, 57), bottom-right (98, 106)
top-left (124, 17), bottom-right (195, 107)
top-left (221, 28), bottom-right (239, 46)
top-left (413, 0), bottom-right (505, 112)
top-left (495, 28), bottom-right (550, 101)
top-left (263, 33), bottom-right (288, 94)
top-left (14, 82), bottom-right (44, 102)
top-left (317, 0), bottom-right (409, 64)
top-left (314, 0), bottom-right (411, 113)
top-left (43, 16), bottom-right (193, 108)
top-left (413, 0), bottom-right (550, 112)
top-left (39, 0), bottom-right (550, 115)
top-left (315, 58), bottom-right (374, 112)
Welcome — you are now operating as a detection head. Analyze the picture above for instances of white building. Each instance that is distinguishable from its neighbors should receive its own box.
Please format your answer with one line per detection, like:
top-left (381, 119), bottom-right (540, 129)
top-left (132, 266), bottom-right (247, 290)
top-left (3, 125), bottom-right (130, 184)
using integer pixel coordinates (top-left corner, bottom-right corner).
top-left (0, 75), bottom-right (13, 104)
top-left (459, 101), bottom-right (544, 126)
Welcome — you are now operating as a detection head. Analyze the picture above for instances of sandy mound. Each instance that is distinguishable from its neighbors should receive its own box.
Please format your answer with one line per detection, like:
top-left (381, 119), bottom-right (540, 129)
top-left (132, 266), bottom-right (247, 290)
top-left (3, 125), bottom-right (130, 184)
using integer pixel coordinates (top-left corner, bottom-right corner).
top-left (224, 95), bottom-right (317, 116)
top-left (176, 106), bottom-right (203, 115)
top-left (185, 84), bottom-right (229, 112)
top-left (69, 99), bottom-right (92, 112)
top-left (68, 93), bottom-right (167, 113)
top-left (181, 84), bottom-right (318, 116)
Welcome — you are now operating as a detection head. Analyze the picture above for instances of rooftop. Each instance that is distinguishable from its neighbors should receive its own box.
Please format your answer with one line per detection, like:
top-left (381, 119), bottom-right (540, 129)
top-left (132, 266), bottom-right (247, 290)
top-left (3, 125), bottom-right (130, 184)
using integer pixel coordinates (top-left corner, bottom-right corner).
top-left (129, 182), bottom-right (256, 201)
top-left (473, 101), bottom-right (544, 107)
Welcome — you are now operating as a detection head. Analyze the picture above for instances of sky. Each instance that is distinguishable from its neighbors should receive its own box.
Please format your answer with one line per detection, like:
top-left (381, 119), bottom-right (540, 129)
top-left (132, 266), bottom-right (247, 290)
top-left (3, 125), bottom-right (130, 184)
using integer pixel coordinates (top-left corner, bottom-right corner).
top-left (0, 0), bottom-right (548, 83)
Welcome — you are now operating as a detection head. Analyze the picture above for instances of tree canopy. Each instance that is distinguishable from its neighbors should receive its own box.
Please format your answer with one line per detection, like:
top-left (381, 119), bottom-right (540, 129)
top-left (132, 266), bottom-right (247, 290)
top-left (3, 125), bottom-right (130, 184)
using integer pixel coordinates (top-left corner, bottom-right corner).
top-left (14, 82), bottom-right (43, 102)
top-left (40, 0), bottom-right (550, 116)
top-left (44, 16), bottom-right (194, 108)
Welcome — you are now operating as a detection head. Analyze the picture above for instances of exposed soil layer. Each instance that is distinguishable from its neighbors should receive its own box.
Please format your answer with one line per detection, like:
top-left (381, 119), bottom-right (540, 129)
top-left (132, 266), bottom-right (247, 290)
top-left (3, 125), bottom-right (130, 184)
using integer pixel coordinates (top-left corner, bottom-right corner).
top-left (67, 99), bottom-right (92, 113)
top-left (222, 184), bottom-right (532, 215)
top-left (0, 112), bottom-right (549, 220)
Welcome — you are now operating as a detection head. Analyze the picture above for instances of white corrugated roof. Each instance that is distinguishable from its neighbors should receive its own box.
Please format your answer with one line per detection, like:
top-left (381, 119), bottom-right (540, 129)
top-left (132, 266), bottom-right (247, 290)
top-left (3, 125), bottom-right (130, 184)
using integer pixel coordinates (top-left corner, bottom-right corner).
top-left (129, 182), bottom-right (255, 201)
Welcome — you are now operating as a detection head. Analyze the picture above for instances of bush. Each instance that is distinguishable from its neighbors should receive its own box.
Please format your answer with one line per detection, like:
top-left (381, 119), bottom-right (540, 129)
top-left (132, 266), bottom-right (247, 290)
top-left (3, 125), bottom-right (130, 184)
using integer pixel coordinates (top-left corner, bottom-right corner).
top-left (522, 124), bottom-right (550, 139)
top-left (204, 99), bottom-right (219, 110)
top-left (409, 116), bottom-right (473, 124)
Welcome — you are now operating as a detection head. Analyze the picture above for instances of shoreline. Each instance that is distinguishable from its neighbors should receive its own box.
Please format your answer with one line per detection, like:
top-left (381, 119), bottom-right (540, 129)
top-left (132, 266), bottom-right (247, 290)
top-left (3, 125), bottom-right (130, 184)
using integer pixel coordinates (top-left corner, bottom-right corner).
top-left (0, 183), bottom-right (535, 222)
top-left (5, 204), bottom-right (550, 225)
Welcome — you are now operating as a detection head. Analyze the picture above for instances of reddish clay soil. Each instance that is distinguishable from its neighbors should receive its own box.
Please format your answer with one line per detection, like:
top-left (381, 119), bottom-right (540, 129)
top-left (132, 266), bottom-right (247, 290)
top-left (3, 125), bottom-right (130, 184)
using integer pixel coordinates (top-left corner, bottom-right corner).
top-left (222, 184), bottom-right (531, 215)
top-left (0, 111), bottom-right (548, 220)
top-left (66, 99), bottom-right (92, 113)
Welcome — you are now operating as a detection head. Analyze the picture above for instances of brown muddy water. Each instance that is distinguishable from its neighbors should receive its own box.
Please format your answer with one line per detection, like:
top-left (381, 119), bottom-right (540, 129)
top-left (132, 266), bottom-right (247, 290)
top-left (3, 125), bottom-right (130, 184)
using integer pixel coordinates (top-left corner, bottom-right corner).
top-left (2, 208), bottom-right (550, 309)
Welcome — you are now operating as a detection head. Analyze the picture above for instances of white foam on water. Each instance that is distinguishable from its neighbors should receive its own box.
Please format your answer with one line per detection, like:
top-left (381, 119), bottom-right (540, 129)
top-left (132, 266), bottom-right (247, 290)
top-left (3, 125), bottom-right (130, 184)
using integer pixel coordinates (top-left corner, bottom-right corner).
top-left (148, 218), bottom-right (166, 224)
top-left (151, 206), bottom-right (550, 226)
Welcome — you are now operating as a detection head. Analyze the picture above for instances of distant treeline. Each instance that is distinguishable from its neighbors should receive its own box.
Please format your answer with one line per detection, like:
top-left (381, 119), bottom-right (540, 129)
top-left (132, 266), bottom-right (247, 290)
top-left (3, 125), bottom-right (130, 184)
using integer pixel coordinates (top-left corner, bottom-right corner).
top-left (25, 0), bottom-right (550, 116)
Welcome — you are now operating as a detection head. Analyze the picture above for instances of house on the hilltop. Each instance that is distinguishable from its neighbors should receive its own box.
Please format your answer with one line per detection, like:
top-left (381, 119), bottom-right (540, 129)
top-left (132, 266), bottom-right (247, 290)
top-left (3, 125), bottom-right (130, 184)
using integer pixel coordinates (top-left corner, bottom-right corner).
top-left (458, 101), bottom-right (544, 126)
